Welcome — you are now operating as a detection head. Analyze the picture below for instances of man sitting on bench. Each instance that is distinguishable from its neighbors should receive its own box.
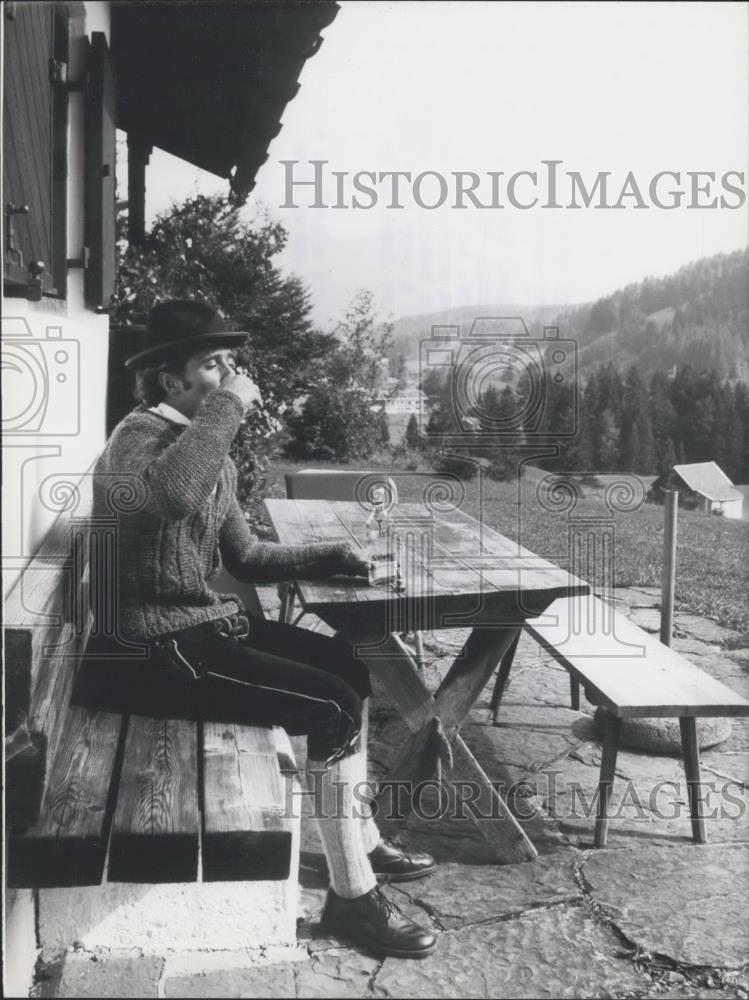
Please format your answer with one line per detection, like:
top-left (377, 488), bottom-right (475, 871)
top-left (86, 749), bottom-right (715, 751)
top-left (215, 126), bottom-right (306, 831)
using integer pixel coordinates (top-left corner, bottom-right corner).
top-left (73, 300), bottom-right (436, 960)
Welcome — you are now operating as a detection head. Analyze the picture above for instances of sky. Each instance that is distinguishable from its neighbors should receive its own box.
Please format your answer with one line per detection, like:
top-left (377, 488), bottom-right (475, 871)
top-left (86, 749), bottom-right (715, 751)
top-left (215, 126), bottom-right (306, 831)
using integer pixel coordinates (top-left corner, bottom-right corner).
top-left (135, 1), bottom-right (749, 331)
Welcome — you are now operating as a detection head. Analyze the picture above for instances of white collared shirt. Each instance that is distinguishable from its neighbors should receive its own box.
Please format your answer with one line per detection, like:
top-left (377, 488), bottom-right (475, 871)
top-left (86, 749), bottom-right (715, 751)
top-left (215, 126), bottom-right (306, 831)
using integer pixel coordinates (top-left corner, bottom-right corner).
top-left (148, 401), bottom-right (192, 426)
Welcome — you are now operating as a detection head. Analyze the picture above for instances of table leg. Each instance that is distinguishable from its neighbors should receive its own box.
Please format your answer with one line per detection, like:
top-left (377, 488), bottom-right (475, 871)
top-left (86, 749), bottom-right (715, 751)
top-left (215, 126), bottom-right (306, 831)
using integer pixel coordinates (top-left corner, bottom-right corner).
top-left (569, 676), bottom-right (581, 711)
top-left (448, 735), bottom-right (537, 862)
top-left (349, 632), bottom-right (434, 733)
top-left (348, 622), bottom-right (536, 863)
top-left (431, 625), bottom-right (524, 732)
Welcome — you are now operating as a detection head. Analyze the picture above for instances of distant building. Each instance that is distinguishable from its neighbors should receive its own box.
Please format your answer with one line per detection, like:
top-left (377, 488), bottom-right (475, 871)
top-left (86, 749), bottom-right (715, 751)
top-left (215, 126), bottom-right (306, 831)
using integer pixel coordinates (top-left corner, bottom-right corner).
top-left (671, 462), bottom-right (744, 519)
top-left (379, 385), bottom-right (426, 415)
top-left (734, 485), bottom-right (749, 522)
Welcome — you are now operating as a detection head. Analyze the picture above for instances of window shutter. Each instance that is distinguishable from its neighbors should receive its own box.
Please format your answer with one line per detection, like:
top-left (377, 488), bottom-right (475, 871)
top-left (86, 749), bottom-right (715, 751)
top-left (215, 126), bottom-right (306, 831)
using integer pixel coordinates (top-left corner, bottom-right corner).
top-left (84, 31), bottom-right (116, 310)
top-left (3, 3), bottom-right (55, 293)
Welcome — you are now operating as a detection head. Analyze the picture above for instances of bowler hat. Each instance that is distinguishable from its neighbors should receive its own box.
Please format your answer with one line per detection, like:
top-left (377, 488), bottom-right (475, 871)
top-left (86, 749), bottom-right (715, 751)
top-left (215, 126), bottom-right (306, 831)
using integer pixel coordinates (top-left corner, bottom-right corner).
top-left (125, 300), bottom-right (249, 369)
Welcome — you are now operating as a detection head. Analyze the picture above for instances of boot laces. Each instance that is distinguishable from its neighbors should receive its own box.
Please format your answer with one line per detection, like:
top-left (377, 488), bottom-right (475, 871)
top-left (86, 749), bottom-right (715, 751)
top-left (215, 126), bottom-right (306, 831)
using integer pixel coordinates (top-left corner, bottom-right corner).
top-left (373, 886), bottom-right (402, 926)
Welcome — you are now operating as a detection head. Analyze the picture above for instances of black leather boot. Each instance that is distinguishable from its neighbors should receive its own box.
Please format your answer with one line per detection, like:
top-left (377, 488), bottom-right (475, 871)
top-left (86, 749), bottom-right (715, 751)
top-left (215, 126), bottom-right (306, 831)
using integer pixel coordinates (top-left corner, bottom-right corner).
top-left (368, 839), bottom-right (437, 883)
top-left (319, 885), bottom-right (437, 959)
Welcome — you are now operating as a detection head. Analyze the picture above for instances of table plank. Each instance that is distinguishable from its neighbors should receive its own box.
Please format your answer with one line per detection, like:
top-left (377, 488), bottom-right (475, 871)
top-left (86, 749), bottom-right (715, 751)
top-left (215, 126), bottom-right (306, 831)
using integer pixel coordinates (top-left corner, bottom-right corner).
top-left (265, 499), bottom-right (588, 618)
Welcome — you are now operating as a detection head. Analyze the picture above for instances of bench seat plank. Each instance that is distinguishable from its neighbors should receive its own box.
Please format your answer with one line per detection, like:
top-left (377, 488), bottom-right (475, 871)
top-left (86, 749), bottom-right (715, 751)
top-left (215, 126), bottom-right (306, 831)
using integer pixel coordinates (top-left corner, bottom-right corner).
top-left (108, 716), bottom-right (199, 883)
top-left (202, 723), bottom-right (292, 882)
top-left (526, 597), bottom-right (749, 718)
top-left (8, 708), bottom-right (124, 888)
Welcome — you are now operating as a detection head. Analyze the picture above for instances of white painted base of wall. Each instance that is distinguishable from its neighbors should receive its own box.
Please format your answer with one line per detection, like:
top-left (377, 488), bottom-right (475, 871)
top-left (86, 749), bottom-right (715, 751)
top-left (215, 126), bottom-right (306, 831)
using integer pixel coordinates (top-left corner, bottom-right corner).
top-left (37, 876), bottom-right (300, 961)
top-left (4, 889), bottom-right (38, 998)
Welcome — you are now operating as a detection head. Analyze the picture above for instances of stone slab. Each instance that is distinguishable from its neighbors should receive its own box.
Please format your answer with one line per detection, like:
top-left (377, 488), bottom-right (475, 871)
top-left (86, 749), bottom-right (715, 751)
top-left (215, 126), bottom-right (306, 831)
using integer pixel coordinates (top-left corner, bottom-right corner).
top-left (490, 663), bottom-right (576, 710)
top-left (654, 989), bottom-right (746, 999)
top-left (672, 648), bottom-right (749, 692)
top-left (462, 721), bottom-right (579, 770)
top-left (57, 952), bottom-right (163, 999)
top-left (164, 962), bottom-right (296, 998)
top-left (583, 844), bottom-right (749, 967)
top-left (373, 905), bottom-right (647, 998)
top-left (700, 750), bottom-right (749, 786)
top-left (542, 737), bottom-right (748, 848)
top-left (672, 614), bottom-right (743, 647)
top-left (487, 703), bottom-right (593, 733)
top-left (607, 587), bottom-right (661, 609)
top-left (390, 853), bottom-right (581, 929)
top-left (628, 607), bottom-right (663, 633)
top-left (293, 949), bottom-right (380, 998)
top-left (161, 947), bottom-right (307, 981)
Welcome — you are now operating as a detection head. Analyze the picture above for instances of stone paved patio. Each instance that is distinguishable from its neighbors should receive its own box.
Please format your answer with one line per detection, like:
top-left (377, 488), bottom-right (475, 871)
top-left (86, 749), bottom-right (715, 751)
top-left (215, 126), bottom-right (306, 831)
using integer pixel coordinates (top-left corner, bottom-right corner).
top-left (38, 588), bottom-right (749, 999)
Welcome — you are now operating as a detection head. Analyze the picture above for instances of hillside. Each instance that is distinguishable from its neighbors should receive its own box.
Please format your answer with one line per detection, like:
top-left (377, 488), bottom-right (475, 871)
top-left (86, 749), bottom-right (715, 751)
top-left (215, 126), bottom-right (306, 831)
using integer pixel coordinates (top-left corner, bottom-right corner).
top-left (390, 303), bottom-right (565, 373)
top-left (389, 248), bottom-right (749, 381)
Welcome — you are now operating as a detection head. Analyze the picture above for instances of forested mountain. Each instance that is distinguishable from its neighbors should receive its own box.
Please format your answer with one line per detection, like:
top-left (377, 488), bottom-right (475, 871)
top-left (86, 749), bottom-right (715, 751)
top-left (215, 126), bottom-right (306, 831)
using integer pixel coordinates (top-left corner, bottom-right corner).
top-left (557, 247), bottom-right (748, 380)
top-left (389, 248), bottom-right (749, 381)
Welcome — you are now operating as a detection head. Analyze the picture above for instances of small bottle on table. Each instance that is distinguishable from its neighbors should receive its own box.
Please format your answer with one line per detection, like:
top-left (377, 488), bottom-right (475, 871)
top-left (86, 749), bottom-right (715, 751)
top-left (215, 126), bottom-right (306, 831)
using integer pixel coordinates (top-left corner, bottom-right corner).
top-left (365, 486), bottom-right (400, 588)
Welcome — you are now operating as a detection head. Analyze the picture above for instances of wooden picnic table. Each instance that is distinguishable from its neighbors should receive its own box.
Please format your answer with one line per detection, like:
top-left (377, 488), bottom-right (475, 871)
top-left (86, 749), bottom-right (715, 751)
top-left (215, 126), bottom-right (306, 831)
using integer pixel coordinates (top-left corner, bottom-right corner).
top-left (264, 498), bottom-right (590, 863)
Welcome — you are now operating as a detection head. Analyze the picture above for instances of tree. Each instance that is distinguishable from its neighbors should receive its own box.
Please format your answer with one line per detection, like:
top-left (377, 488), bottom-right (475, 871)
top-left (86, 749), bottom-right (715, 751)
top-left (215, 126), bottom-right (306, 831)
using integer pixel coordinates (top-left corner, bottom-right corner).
top-left (388, 352), bottom-right (408, 390)
top-left (619, 365), bottom-right (655, 472)
top-left (111, 194), bottom-right (334, 512)
top-left (596, 408), bottom-right (619, 471)
top-left (649, 371), bottom-right (679, 477)
top-left (286, 290), bottom-right (393, 461)
top-left (404, 413), bottom-right (423, 451)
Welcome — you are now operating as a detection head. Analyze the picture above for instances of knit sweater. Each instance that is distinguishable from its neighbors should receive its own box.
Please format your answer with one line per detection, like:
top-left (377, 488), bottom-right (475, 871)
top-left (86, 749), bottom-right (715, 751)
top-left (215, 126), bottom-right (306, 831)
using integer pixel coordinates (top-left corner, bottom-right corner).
top-left (93, 388), bottom-right (360, 640)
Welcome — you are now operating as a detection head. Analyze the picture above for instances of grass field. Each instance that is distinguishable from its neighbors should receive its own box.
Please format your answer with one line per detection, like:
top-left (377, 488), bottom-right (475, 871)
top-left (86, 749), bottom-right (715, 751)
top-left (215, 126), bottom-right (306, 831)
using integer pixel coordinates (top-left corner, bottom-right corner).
top-left (260, 458), bottom-right (749, 641)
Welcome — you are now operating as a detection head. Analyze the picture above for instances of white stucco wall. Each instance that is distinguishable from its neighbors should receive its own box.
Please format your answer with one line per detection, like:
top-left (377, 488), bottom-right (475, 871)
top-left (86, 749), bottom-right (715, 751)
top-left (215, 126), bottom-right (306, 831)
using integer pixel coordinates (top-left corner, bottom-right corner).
top-left (2, 889), bottom-right (37, 998)
top-left (715, 497), bottom-right (743, 520)
top-left (3, 6), bottom-right (113, 985)
top-left (2, 4), bottom-right (112, 598)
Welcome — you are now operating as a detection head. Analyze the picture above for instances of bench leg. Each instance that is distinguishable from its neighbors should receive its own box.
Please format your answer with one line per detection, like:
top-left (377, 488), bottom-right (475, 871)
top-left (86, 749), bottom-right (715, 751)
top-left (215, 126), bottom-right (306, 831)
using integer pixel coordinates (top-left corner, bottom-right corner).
top-left (569, 676), bottom-right (580, 711)
top-left (490, 631), bottom-right (522, 724)
top-left (594, 711), bottom-right (622, 848)
top-left (679, 717), bottom-right (707, 844)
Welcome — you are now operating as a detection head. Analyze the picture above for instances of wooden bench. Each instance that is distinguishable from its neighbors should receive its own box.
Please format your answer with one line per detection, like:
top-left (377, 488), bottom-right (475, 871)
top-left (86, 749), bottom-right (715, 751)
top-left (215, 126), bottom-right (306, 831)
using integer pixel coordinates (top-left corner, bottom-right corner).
top-left (4, 486), bottom-right (298, 890)
top-left (490, 594), bottom-right (749, 847)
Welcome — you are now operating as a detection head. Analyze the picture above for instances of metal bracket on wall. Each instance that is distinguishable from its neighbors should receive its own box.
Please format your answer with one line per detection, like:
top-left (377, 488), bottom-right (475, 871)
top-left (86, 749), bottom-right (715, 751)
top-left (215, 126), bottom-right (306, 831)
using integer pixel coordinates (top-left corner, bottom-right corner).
top-left (49, 58), bottom-right (86, 91)
top-left (66, 247), bottom-right (90, 269)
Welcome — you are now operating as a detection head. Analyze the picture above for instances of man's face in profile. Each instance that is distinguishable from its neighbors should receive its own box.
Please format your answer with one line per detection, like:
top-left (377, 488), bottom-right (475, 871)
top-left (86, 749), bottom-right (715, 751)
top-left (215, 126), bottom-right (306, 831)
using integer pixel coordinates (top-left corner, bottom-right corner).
top-left (164, 347), bottom-right (238, 419)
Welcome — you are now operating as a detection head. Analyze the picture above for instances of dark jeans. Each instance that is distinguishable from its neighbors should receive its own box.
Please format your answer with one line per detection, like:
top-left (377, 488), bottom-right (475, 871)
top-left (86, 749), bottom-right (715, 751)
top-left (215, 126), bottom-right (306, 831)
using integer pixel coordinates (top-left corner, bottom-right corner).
top-left (72, 616), bottom-right (371, 763)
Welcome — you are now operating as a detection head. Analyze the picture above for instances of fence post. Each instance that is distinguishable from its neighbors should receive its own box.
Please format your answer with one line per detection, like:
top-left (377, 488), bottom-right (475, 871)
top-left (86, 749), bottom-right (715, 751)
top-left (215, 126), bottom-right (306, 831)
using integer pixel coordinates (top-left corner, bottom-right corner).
top-left (660, 490), bottom-right (678, 646)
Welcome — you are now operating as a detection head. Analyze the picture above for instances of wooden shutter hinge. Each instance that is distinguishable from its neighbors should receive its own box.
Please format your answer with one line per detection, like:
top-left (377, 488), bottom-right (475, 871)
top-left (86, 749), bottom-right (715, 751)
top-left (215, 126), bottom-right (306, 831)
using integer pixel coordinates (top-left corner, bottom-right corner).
top-left (26, 261), bottom-right (45, 303)
top-left (67, 247), bottom-right (90, 269)
top-left (49, 59), bottom-right (86, 91)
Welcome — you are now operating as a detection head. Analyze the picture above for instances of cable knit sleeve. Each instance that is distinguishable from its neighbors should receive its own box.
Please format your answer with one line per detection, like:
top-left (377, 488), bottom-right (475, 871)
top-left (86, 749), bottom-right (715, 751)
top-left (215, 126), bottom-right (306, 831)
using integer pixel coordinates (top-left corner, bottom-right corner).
top-left (108, 390), bottom-right (245, 519)
top-left (219, 493), bottom-right (365, 583)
